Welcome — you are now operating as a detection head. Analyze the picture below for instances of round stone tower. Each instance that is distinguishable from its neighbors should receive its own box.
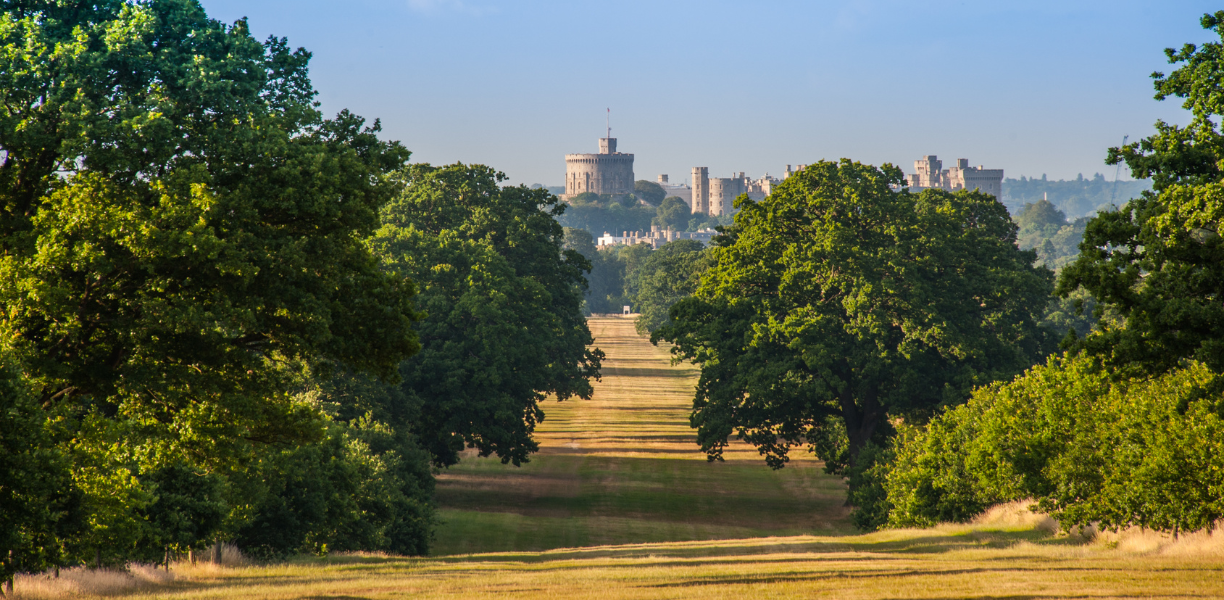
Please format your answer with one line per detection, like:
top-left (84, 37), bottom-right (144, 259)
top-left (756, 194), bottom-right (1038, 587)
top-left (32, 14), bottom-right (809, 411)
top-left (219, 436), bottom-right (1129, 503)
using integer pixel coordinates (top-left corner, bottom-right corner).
top-left (563, 137), bottom-right (634, 199)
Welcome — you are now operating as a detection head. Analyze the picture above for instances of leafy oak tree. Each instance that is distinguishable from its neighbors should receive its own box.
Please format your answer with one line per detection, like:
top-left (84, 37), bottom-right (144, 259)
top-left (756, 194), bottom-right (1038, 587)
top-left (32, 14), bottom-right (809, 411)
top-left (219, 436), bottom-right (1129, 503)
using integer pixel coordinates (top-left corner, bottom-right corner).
top-left (1061, 10), bottom-right (1224, 376)
top-left (0, 0), bottom-right (420, 564)
top-left (654, 161), bottom-right (1055, 484)
top-left (372, 164), bottom-right (602, 467)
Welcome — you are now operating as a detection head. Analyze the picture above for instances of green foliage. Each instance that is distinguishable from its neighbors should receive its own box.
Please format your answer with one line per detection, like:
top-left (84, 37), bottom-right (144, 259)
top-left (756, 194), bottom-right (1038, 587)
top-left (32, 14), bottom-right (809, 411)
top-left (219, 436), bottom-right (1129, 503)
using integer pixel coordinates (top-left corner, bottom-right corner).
top-left (140, 462), bottom-right (226, 557)
top-left (686, 212), bottom-right (735, 232)
top-left (635, 180), bottom-right (666, 206)
top-left (653, 197), bottom-right (691, 231)
top-left (556, 192), bottom-right (656, 238)
top-left (1011, 199), bottom-right (1090, 269)
top-left (1038, 288), bottom-right (1102, 342)
top-left (586, 249), bottom-right (629, 315)
top-left (235, 413), bottom-right (434, 558)
top-left (884, 354), bottom-right (1224, 534)
top-left (1061, 11), bottom-right (1224, 376)
top-left (0, 362), bottom-right (77, 583)
top-left (1003, 174), bottom-right (1150, 218)
top-left (1015, 198), bottom-right (1067, 230)
top-left (563, 227), bottom-right (598, 259)
top-left (845, 442), bottom-right (895, 532)
top-left (628, 240), bottom-right (709, 335)
top-left (0, 0), bottom-right (428, 566)
top-left (0, 0), bottom-right (418, 454)
top-left (563, 227), bottom-right (632, 315)
top-left (883, 10), bottom-right (1224, 539)
top-left (372, 163), bottom-right (601, 467)
top-left (654, 160), bottom-right (1056, 487)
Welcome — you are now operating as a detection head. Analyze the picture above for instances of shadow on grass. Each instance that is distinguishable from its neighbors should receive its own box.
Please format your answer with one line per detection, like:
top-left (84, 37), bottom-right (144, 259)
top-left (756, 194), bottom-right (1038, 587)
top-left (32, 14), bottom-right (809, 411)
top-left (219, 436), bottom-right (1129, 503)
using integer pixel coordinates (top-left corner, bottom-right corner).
top-left (430, 528), bottom-right (1093, 564)
top-left (640, 565), bottom-right (1138, 588)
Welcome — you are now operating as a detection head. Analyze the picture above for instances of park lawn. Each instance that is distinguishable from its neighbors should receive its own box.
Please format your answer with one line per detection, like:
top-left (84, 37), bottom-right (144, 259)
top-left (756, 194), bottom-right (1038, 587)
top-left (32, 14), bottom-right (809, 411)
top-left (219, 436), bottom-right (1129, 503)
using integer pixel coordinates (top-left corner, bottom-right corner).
top-left (431, 315), bottom-right (852, 555)
top-left (17, 316), bottom-right (1223, 599)
top-left (23, 522), bottom-right (1224, 599)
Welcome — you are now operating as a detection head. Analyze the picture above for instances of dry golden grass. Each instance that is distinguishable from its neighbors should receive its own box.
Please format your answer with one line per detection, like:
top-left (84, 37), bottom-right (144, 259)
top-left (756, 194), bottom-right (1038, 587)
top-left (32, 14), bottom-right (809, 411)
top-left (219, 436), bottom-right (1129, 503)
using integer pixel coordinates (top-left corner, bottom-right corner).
top-left (433, 316), bottom-right (851, 555)
top-left (15, 316), bottom-right (1222, 599)
top-left (16, 520), bottom-right (1224, 599)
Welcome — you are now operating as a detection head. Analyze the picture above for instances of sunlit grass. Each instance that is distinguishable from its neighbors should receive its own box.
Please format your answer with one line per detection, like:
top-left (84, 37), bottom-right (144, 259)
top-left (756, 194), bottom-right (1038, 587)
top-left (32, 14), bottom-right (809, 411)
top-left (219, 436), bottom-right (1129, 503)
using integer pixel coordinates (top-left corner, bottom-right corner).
top-left (20, 520), bottom-right (1224, 599)
top-left (17, 316), bottom-right (1222, 599)
top-left (432, 316), bottom-right (851, 555)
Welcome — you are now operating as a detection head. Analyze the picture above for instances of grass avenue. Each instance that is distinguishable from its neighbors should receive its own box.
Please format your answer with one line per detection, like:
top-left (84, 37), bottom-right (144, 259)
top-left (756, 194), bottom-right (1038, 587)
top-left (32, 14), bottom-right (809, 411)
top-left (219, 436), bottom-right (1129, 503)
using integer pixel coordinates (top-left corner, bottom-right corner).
top-left (15, 316), bottom-right (1224, 599)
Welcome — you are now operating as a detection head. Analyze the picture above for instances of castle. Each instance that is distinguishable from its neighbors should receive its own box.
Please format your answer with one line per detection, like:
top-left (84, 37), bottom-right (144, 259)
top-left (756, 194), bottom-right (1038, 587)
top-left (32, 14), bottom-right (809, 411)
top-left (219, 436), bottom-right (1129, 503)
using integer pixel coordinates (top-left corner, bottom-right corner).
top-left (905, 155), bottom-right (1003, 199)
top-left (687, 165), bottom-right (806, 215)
top-left (561, 136), bottom-right (634, 200)
top-left (559, 131), bottom-right (1004, 216)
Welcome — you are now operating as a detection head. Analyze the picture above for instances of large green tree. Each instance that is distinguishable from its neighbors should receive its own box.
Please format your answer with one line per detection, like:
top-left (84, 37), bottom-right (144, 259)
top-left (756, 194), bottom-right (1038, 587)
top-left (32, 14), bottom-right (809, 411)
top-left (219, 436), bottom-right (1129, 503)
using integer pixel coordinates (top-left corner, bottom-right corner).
top-left (0, 0), bottom-right (420, 563)
top-left (1060, 11), bottom-right (1224, 376)
top-left (655, 161), bottom-right (1055, 477)
top-left (371, 164), bottom-right (602, 467)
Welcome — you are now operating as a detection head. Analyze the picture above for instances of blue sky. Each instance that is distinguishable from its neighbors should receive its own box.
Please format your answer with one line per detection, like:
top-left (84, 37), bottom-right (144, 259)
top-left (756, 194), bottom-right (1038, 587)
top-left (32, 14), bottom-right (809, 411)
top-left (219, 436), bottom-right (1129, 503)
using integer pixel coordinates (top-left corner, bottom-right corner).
top-left (199, 1), bottom-right (1217, 187)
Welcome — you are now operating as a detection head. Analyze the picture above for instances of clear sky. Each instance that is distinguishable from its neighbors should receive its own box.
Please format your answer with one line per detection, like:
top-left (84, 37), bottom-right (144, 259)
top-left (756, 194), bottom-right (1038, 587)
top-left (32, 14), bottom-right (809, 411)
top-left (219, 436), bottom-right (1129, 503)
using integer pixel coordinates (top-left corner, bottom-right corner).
top-left (199, 0), bottom-right (1217, 187)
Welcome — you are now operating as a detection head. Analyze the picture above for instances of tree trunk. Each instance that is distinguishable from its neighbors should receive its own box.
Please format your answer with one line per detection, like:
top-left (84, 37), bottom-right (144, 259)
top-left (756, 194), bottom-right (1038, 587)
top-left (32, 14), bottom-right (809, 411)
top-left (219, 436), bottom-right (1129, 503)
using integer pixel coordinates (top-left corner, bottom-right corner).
top-left (94, 548), bottom-right (101, 570)
top-left (164, 547), bottom-right (170, 571)
top-left (839, 384), bottom-right (885, 471)
top-left (188, 549), bottom-right (194, 565)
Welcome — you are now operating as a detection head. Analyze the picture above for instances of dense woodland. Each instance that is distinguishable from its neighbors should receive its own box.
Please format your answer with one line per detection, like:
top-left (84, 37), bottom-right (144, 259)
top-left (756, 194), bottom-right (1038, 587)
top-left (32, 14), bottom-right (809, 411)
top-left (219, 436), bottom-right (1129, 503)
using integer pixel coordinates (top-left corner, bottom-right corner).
top-left (2, 0), bottom-right (1223, 592)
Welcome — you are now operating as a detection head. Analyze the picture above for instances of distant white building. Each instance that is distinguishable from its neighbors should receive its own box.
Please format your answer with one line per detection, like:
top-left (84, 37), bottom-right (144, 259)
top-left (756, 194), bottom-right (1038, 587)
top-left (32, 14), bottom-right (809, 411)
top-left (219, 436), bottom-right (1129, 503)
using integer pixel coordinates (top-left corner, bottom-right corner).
top-left (597, 226), bottom-right (717, 249)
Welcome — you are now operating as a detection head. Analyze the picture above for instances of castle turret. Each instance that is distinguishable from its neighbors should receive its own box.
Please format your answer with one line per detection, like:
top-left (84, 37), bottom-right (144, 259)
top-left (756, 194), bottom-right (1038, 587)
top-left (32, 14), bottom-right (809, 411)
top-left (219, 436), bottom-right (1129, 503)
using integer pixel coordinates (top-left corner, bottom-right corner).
top-left (691, 167), bottom-right (709, 214)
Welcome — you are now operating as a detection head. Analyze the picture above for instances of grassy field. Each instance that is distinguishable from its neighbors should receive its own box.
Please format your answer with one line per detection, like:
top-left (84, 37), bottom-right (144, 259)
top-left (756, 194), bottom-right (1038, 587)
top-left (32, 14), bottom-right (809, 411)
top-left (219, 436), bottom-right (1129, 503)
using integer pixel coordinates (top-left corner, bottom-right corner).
top-left (16, 315), bottom-right (1224, 599)
top-left (432, 315), bottom-right (851, 555)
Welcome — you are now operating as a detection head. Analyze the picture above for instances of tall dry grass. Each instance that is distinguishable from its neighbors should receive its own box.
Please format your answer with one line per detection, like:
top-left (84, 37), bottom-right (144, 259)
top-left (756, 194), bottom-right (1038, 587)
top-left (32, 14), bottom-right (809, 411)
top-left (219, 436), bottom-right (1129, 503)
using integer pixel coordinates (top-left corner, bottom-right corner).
top-left (10, 543), bottom-right (247, 599)
top-left (967, 500), bottom-right (1224, 556)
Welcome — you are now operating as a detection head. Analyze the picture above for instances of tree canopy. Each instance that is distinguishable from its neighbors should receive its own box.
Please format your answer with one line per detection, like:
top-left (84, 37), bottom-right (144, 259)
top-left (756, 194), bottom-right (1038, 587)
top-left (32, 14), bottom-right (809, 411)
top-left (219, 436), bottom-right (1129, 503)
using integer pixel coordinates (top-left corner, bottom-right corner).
top-left (0, 0), bottom-right (419, 450)
top-left (0, 0), bottom-right (432, 573)
top-left (371, 164), bottom-right (602, 467)
top-left (635, 180), bottom-right (666, 206)
top-left (628, 239), bottom-right (709, 335)
top-left (655, 160), bottom-right (1056, 477)
top-left (653, 196), bottom-right (692, 231)
top-left (1060, 10), bottom-right (1224, 376)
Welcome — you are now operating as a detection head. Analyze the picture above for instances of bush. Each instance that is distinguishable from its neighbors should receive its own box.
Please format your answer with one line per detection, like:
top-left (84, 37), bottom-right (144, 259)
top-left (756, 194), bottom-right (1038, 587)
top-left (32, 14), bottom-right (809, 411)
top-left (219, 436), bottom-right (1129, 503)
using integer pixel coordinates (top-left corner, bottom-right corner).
top-left (883, 354), bottom-right (1224, 534)
top-left (234, 416), bottom-right (434, 558)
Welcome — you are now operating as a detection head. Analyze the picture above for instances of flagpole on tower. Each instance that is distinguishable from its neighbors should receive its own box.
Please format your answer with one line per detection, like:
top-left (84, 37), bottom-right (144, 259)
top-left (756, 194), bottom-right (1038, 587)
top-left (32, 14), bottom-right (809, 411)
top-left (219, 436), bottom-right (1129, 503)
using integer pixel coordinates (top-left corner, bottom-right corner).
top-left (606, 108), bottom-right (610, 139)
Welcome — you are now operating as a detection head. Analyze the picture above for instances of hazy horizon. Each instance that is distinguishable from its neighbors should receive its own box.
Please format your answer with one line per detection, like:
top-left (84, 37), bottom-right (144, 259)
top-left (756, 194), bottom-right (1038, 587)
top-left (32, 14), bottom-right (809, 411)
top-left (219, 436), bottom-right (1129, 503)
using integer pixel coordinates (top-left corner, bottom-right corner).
top-left (198, 0), bottom-right (1215, 187)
